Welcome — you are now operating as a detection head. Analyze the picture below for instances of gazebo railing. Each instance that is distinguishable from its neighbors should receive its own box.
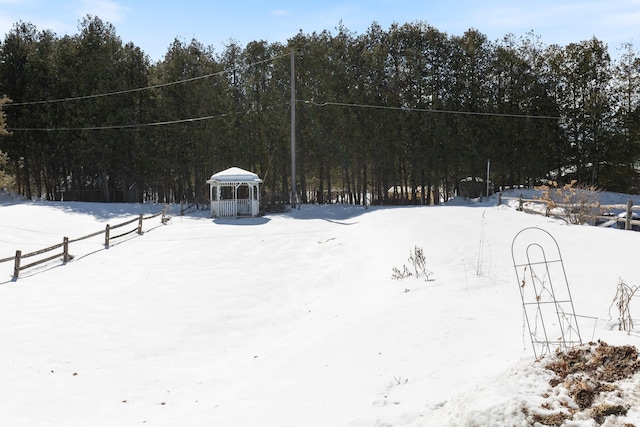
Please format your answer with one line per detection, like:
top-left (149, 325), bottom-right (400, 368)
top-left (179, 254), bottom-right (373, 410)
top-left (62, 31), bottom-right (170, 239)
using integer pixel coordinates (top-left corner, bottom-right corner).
top-left (213, 199), bottom-right (257, 217)
top-left (215, 200), bottom-right (237, 217)
top-left (237, 199), bottom-right (251, 214)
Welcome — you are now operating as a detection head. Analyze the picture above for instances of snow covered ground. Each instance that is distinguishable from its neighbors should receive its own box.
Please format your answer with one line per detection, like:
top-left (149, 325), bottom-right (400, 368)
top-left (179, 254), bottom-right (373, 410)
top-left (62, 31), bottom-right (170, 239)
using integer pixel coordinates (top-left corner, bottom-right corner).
top-left (0, 189), bottom-right (639, 426)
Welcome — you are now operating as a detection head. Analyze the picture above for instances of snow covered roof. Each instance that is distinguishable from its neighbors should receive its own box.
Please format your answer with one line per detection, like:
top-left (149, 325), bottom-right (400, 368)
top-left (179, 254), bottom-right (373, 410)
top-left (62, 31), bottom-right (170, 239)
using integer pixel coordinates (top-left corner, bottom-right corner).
top-left (207, 167), bottom-right (262, 184)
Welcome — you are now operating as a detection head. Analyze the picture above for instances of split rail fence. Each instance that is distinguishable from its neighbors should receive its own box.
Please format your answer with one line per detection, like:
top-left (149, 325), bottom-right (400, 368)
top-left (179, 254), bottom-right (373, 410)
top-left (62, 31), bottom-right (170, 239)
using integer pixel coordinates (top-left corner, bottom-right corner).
top-left (499, 194), bottom-right (640, 231)
top-left (0, 207), bottom-right (169, 280)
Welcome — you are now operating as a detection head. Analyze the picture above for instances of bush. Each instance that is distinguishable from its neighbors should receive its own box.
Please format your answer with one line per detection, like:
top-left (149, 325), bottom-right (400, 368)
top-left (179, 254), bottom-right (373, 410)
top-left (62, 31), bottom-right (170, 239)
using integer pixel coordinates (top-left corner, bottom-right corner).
top-left (609, 279), bottom-right (640, 333)
top-left (392, 246), bottom-right (433, 281)
top-left (534, 180), bottom-right (603, 224)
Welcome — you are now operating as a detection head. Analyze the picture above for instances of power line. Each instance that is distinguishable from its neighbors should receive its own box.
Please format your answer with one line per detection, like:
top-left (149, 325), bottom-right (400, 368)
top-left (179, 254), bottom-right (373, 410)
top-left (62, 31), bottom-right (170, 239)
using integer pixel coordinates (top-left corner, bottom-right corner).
top-left (6, 97), bottom-right (559, 131)
top-left (2, 45), bottom-right (562, 131)
top-left (3, 52), bottom-right (290, 131)
top-left (5, 53), bottom-right (289, 107)
top-left (8, 114), bottom-right (227, 131)
top-left (6, 103), bottom-right (290, 131)
top-left (299, 99), bottom-right (562, 120)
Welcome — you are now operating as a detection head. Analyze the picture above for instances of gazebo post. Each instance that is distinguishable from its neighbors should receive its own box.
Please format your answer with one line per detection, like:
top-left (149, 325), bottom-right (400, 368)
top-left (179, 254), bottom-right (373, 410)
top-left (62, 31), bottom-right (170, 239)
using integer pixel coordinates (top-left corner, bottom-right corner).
top-left (234, 183), bottom-right (239, 218)
top-left (215, 182), bottom-right (220, 216)
top-left (250, 182), bottom-right (255, 215)
top-left (209, 183), bottom-right (217, 216)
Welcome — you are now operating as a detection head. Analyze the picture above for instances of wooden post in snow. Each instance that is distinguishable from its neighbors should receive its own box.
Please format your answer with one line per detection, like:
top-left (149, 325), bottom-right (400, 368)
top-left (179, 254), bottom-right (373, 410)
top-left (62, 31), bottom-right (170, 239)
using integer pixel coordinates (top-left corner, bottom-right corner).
top-left (13, 250), bottom-right (21, 279)
top-left (63, 237), bottom-right (70, 263)
top-left (105, 224), bottom-right (110, 248)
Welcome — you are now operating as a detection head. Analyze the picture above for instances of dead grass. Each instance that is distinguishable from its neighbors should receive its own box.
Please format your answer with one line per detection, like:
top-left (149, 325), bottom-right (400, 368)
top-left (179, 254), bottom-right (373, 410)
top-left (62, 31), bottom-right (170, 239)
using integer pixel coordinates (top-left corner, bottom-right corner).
top-left (525, 341), bottom-right (640, 426)
top-left (545, 341), bottom-right (640, 382)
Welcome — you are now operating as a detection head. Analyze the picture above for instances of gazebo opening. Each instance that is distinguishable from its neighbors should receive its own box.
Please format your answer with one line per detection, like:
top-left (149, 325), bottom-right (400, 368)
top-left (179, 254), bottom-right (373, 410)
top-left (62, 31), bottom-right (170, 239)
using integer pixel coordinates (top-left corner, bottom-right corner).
top-left (207, 167), bottom-right (262, 218)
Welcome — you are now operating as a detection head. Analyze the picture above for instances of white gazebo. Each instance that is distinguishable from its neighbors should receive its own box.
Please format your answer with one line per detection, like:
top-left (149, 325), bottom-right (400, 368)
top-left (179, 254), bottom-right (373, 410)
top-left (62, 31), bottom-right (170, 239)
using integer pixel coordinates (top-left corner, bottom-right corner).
top-left (206, 167), bottom-right (263, 218)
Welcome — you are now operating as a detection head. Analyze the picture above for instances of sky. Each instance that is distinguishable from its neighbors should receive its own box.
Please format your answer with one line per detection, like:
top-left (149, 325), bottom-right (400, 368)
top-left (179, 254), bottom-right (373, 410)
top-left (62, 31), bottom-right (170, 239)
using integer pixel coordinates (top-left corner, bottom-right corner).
top-left (0, 0), bottom-right (639, 63)
top-left (1, 188), bottom-right (640, 426)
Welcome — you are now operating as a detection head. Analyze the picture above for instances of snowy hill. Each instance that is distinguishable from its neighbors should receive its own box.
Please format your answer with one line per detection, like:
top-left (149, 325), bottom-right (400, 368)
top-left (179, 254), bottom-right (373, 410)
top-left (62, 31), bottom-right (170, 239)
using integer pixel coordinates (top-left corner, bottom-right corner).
top-left (0, 190), bottom-right (639, 426)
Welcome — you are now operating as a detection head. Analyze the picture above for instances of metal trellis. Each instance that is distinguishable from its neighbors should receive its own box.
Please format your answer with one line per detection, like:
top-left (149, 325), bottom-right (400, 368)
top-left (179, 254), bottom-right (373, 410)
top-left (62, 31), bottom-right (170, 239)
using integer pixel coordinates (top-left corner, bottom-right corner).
top-left (511, 227), bottom-right (582, 358)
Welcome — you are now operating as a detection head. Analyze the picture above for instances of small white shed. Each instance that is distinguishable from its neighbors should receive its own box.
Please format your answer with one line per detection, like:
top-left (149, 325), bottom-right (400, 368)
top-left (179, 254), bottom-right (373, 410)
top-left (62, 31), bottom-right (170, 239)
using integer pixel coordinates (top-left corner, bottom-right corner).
top-left (206, 167), bottom-right (262, 218)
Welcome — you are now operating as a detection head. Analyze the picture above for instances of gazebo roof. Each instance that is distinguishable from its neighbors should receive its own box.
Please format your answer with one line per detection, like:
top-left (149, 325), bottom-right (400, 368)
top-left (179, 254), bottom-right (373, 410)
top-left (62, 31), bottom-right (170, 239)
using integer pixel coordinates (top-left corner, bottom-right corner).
top-left (207, 167), bottom-right (262, 184)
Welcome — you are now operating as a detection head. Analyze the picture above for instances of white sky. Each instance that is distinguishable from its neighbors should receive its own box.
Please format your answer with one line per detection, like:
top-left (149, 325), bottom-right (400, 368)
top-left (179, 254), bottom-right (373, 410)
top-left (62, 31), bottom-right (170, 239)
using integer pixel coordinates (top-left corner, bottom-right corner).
top-left (0, 0), bottom-right (638, 62)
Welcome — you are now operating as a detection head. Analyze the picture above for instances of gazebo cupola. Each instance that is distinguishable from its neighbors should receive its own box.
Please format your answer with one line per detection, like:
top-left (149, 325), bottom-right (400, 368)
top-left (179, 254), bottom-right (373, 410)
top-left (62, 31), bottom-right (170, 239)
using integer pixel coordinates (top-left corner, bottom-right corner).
top-left (206, 167), bottom-right (262, 218)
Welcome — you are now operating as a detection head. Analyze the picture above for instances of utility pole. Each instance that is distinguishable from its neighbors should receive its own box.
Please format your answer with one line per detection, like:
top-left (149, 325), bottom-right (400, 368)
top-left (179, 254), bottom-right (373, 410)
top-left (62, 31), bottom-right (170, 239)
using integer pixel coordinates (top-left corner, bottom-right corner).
top-left (290, 48), bottom-right (297, 208)
top-left (486, 158), bottom-right (491, 197)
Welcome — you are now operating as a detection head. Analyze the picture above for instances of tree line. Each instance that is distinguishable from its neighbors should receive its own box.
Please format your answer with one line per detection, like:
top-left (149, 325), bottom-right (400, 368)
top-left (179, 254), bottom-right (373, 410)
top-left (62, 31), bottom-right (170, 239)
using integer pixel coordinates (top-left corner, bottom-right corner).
top-left (0, 16), bottom-right (639, 205)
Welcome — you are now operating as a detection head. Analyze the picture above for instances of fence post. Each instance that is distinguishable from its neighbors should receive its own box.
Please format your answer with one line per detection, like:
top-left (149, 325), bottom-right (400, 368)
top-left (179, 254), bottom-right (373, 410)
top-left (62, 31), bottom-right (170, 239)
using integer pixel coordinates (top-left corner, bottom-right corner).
top-left (63, 237), bottom-right (70, 263)
top-left (162, 205), bottom-right (167, 224)
top-left (497, 193), bottom-right (502, 206)
top-left (137, 214), bottom-right (143, 235)
top-left (13, 250), bottom-right (21, 280)
top-left (626, 199), bottom-right (633, 230)
top-left (105, 224), bottom-right (110, 248)
top-left (518, 194), bottom-right (523, 211)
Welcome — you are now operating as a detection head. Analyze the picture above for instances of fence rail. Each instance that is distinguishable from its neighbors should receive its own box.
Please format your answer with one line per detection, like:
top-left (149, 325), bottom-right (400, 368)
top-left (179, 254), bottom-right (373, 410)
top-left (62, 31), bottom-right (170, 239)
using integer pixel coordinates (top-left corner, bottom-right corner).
top-left (2, 206), bottom-right (169, 280)
top-left (499, 194), bottom-right (640, 230)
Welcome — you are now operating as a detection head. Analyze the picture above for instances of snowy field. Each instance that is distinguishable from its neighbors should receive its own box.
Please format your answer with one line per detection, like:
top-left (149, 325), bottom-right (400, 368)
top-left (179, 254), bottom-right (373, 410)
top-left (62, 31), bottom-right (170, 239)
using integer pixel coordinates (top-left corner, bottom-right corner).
top-left (1, 189), bottom-right (640, 426)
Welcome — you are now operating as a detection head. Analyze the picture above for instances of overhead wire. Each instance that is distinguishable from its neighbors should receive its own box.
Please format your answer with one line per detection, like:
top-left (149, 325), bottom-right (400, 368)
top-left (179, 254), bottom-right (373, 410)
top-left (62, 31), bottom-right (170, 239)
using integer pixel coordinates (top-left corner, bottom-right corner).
top-left (300, 100), bottom-right (562, 120)
top-left (6, 97), bottom-right (561, 131)
top-left (4, 52), bottom-right (291, 131)
top-left (5, 53), bottom-right (289, 107)
top-left (7, 103), bottom-right (290, 131)
top-left (2, 49), bottom-right (563, 131)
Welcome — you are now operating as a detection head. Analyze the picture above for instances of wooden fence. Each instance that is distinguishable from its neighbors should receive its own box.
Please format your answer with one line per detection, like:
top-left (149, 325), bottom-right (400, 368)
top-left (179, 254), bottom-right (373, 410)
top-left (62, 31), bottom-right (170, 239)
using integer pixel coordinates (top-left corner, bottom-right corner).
top-left (499, 194), bottom-right (640, 231)
top-left (0, 207), bottom-right (169, 280)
